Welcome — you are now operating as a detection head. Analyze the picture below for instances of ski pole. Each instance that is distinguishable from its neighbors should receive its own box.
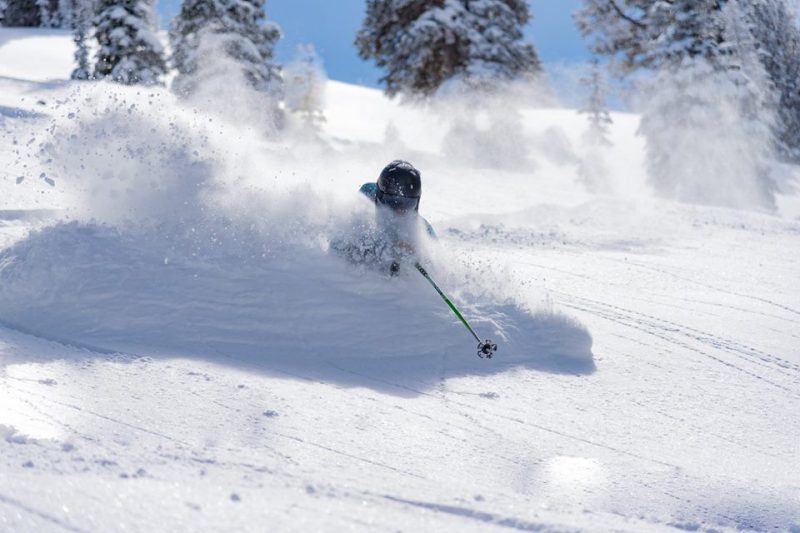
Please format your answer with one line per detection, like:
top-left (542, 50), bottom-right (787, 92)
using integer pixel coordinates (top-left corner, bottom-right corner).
top-left (415, 262), bottom-right (497, 359)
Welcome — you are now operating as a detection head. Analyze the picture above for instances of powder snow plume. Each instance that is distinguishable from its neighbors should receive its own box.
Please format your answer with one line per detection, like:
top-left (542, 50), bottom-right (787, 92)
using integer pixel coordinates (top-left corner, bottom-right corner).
top-left (0, 78), bottom-right (594, 377)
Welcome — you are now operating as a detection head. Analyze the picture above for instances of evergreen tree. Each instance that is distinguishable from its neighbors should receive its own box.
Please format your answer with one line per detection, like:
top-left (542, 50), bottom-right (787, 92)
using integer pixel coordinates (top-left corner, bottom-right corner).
top-left (0, 0), bottom-right (72, 28)
top-left (574, 0), bottom-right (727, 74)
top-left (579, 59), bottom-right (613, 146)
top-left (35, 0), bottom-right (54, 25)
top-left (169, 0), bottom-right (281, 97)
top-left (70, 0), bottom-right (93, 80)
top-left (577, 59), bottom-right (613, 193)
top-left (92, 0), bottom-right (166, 85)
top-left (356, 0), bottom-right (541, 98)
top-left (746, 0), bottom-right (800, 162)
top-left (1, 0), bottom-right (42, 26)
top-left (645, 0), bottom-right (727, 67)
top-left (638, 56), bottom-right (775, 210)
top-left (383, 120), bottom-right (403, 148)
top-left (36, 0), bottom-right (70, 27)
top-left (719, 0), bottom-right (775, 119)
top-left (577, 0), bottom-right (780, 209)
top-left (637, 2), bottom-right (775, 210)
top-left (442, 100), bottom-right (529, 170)
top-left (284, 44), bottom-right (326, 132)
top-left (1, 0), bottom-right (71, 27)
top-left (56, 0), bottom-right (72, 27)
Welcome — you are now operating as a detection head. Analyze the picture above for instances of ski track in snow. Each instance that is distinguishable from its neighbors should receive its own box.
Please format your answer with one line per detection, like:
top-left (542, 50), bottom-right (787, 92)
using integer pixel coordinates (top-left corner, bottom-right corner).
top-left (0, 491), bottom-right (89, 533)
top-left (615, 256), bottom-right (800, 318)
top-left (557, 294), bottom-right (799, 389)
top-left (506, 250), bottom-right (799, 385)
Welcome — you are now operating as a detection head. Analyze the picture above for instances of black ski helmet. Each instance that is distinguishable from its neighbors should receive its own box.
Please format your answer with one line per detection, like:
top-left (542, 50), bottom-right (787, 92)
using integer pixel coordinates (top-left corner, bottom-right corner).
top-left (376, 160), bottom-right (421, 212)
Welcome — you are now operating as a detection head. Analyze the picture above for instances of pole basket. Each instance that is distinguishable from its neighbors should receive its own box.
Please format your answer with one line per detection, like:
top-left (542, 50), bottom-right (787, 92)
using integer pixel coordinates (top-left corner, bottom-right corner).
top-left (478, 340), bottom-right (498, 359)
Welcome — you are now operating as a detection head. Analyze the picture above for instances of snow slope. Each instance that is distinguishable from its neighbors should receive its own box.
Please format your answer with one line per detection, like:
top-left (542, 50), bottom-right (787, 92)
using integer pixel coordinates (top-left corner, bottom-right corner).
top-left (1, 29), bottom-right (799, 533)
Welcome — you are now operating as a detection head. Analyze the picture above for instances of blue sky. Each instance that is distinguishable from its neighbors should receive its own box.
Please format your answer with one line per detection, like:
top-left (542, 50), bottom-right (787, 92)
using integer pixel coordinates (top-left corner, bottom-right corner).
top-left (158, 0), bottom-right (590, 87)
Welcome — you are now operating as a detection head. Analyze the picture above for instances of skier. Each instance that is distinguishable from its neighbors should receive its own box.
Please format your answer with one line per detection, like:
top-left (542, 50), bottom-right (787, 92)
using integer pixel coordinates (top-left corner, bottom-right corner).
top-left (332, 160), bottom-right (435, 275)
top-left (332, 161), bottom-right (497, 358)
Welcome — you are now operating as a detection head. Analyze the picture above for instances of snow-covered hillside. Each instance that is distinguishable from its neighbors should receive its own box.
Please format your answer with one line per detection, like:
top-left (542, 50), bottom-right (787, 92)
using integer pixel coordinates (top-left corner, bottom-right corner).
top-left (1, 30), bottom-right (798, 533)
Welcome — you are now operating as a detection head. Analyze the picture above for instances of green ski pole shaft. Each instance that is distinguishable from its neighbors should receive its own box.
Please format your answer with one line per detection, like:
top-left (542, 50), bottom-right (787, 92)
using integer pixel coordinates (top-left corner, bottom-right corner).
top-left (415, 263), bottom-right (481, 343)
top-left (415, 263), bottom-right (497, 359)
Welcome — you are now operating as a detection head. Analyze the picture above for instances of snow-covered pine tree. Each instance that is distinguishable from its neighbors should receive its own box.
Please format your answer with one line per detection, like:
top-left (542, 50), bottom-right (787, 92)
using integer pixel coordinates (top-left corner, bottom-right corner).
top-left (573, 0), bottom-right (648, 73)
top-left (645, 0), bottom-right (727, 67)
top-left (718, 0), bottom-right (777, 205)
top-left (441, 98), bottom-right (530, 170)
top-left (284, 44), bottom-right (326, 133)
top-left (577, 0), bottom-right (800, 158)
top-left (383, 120), bottom-right (403, 148)
top-left (638, 57), bottom-right (776, 210)
top-left (579, 59), bottom-right (613, 146)
top-left (356, 0), bottom-right (541, 98)
top-left (577, 59), bottom-right (613, 193)
top-left (577, 0), bottom-right (779, 209)
top-left (574, 0), bottom-right (726, 74)
top-left (637, 1), bottom-right (776, 210)
top-left (0, 0), bottom-right (70, 27)
top-left (36, 0), bottom-right (66, 27)
top-left (745, 0), bottom-right (800, 162)
top-left (169, 0), bottom-right (281, 97)
top-left (56, 0), bottom-right (72, 27)
top-left (70, 0), bottom-right (93, 80)
top-left (719, 0), bottom-right (775, 124)
top-left (92, 0), bottom-right (166, 85)
top-left (1, 0), bottom-right (42, 25)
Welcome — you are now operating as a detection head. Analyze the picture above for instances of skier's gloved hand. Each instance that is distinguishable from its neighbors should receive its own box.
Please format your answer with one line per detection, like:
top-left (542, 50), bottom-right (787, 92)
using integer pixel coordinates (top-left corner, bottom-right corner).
top-left (392, 240), bottom-right (416, 258)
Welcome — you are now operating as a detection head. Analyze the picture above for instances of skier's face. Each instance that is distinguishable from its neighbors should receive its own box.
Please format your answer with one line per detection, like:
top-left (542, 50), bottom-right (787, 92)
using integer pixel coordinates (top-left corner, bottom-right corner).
top-left (377, 193), bottom-right (419, 215)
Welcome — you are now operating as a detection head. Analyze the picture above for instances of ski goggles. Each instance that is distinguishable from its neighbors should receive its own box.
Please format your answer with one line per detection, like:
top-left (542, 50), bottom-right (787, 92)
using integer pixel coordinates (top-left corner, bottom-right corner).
top-left (377, 191), bottom-right (420, 212)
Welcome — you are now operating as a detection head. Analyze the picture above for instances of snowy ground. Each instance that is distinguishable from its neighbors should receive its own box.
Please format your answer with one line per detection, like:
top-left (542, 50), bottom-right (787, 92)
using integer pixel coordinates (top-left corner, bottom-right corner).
top-left (1, 30), bottom-right (799, 533)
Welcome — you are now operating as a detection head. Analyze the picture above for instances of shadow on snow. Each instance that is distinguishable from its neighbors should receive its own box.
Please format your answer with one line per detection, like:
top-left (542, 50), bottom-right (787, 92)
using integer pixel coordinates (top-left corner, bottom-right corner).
top-left (0, 222), bottom-right (595, 396)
